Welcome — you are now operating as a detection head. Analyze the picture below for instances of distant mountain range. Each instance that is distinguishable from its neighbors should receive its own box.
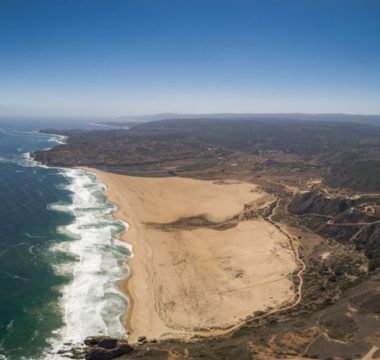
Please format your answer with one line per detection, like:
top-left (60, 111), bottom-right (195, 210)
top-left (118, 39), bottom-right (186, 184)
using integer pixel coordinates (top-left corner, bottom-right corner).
top-left (102, 112), bottom-right (380, 127)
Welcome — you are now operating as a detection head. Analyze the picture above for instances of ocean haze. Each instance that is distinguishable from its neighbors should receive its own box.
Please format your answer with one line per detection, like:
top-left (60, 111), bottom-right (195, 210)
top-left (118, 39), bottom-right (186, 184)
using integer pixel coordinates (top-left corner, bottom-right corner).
top-left (3, 113), bottom-right (380, 130)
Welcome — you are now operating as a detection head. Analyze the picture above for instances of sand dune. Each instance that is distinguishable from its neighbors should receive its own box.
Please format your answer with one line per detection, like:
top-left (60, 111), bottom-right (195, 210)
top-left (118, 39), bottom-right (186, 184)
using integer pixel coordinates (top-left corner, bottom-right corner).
top-left (87, 169), bottom-right (297, 343)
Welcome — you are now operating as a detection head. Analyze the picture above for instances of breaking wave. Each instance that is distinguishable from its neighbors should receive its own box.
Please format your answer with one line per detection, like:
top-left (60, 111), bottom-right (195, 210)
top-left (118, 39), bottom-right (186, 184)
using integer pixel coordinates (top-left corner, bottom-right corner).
top-left (45, 168), bottom-right (131, 358)
top-left (0, 129), bottom-right (131, 359)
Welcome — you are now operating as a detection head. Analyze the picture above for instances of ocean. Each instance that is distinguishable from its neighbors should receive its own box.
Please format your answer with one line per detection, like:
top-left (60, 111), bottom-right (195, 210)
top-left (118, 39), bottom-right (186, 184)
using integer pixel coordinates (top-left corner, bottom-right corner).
top-left (0, 122), bottom-right (131, 359)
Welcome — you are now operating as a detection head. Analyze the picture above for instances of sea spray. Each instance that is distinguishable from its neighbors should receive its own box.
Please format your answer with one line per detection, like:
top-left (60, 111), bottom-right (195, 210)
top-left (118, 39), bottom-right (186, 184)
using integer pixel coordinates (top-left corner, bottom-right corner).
top-left (0, 129), bottom-right (77, 360)
top-left (45, 168), bottom-right (132, 358)
top-left (0, 127), bottom-right (131, 359)
top-left (30, 133), bottom-right (132, 353)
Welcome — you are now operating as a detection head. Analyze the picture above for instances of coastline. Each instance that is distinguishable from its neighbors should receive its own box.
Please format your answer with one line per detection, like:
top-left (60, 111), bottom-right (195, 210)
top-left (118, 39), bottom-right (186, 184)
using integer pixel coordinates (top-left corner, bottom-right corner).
top-left (84, 167), bottom-right (178, 343)
top-left (28, 134), bottom-right (131, 352)
top-left (85, 167), bottom-right (298, 344)
top-left (46, 167), bottom-right (131, 358)
top-left (0, 129), bottom-right (134, 360)
top-left (20, 118), bottom-right (380, 358)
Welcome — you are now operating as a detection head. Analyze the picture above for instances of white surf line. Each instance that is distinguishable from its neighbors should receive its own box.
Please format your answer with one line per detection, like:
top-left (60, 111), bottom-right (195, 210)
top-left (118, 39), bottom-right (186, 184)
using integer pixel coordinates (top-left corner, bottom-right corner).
top-left (21, 132), bottom-right (131, 359)
top-left (46, 168), bottom-right (131, 358)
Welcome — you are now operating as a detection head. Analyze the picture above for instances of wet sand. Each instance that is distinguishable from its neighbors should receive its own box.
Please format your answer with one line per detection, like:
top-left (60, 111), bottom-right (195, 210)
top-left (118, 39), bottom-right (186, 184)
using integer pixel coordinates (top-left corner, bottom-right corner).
top-left (87, 168), bottom-right (297, 343)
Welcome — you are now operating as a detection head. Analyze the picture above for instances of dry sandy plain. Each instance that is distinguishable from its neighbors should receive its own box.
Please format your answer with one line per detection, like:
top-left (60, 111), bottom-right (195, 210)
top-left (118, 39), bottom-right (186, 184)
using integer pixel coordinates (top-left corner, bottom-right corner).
top-left (87, 168), bottom-right (297, 343)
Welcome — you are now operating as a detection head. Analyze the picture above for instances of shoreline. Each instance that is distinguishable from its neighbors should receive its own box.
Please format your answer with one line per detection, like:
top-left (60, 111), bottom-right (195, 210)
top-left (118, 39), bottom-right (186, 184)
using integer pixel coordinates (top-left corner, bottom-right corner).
top-left (85, 168), bottom-right (178, 342)
top-left (85, 167), bottom-right (298, 344)
top-left (48, 168), bottom-right (130, 350)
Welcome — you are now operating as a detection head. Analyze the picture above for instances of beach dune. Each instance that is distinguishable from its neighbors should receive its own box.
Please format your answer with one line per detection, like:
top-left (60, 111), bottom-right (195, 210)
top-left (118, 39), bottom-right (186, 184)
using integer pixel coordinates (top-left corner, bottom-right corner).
top-left (88, 169), bottom-right (297, 343)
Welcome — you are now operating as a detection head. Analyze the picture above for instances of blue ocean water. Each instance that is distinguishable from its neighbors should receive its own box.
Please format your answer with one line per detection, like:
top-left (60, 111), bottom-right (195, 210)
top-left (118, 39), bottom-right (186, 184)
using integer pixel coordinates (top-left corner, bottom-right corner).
top-left (0, 123), bottom-right (130, 360)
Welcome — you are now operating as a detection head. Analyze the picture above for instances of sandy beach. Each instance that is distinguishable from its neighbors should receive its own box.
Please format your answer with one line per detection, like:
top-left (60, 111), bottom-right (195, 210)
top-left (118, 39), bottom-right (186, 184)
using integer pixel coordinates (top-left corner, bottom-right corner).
top-left (87, 168), bottom-right (297, 343)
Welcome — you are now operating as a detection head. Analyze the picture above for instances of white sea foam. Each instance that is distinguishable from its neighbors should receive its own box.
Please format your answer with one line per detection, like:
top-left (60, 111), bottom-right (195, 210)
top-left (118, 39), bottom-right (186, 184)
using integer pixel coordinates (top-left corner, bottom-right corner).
top-left (13, 131), bottom-right (131, 359)
top-left (19, 152), bottom-right (45, 168)
top-left (0, 131), bottom-right (67, 168)
top-left (0, 156), bottom-right (10, 164)
top-left (45, 168), bottom-right (131, 359)
top-left (46, 134), bottom-right (67, 145)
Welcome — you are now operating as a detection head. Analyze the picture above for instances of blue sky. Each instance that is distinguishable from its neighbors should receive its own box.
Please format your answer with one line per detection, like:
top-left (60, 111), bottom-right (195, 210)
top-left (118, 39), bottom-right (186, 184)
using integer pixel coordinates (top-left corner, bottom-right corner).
top-left (0, 0), bottom-right (379, 117)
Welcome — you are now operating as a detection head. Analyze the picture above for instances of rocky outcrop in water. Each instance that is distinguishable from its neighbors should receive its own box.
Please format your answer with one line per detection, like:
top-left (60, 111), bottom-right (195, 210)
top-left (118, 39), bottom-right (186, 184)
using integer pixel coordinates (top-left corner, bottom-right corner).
top-left (84, 336), bottom-right (133, 360)
top-left (58, 336), bottom-right (133, 360)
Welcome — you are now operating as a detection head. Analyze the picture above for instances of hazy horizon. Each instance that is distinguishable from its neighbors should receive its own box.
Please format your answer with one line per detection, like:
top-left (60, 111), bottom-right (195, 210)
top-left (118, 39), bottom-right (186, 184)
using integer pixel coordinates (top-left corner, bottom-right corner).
top-left (1, 0), bottom-right (379, 117)
top-left (2, 112), bottom-right (380, 124)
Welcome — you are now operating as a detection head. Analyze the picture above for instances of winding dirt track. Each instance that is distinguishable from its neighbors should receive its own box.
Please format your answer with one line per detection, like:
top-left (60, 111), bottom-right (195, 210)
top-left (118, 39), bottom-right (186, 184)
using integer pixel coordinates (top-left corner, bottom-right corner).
top-left (186, 199), bottom-right (307, 340)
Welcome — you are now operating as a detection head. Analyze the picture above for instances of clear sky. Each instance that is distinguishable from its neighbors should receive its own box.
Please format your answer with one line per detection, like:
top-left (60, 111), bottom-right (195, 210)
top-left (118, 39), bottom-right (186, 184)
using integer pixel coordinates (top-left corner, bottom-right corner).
top-left (0, 0), bottom-right (379, 117)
